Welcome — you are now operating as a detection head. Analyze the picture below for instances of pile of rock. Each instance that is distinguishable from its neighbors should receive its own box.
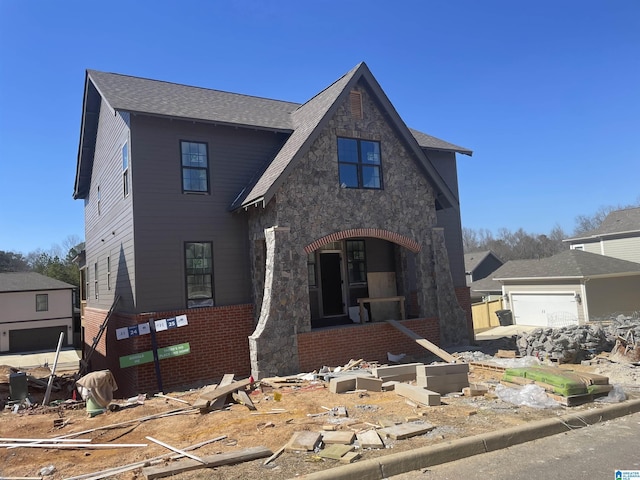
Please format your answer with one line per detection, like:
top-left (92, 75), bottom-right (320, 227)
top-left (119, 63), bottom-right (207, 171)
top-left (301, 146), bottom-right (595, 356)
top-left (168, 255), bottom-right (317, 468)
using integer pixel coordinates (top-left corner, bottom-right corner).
top-left (516, 314), bottom-right (640, 363)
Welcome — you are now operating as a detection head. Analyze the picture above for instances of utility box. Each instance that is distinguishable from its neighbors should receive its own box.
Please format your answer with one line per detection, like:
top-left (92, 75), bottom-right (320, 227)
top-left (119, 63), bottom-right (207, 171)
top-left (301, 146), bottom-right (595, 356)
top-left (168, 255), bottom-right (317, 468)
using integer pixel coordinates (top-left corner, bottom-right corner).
top-left (9, 372), bottom-right (28, 400)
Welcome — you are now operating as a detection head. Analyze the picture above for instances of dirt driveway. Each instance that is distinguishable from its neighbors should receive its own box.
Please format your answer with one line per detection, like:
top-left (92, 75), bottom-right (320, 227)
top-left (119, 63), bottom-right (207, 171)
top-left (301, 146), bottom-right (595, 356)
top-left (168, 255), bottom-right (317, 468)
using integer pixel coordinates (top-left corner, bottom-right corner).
top-left (1, 356), bottom-right (638, 480)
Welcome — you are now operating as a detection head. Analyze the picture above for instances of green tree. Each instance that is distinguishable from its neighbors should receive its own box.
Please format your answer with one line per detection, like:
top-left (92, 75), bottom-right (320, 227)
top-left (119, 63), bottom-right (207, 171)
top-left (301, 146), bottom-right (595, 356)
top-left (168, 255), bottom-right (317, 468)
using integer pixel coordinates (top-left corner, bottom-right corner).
top-left (0, 250), bottom-right (30, 272)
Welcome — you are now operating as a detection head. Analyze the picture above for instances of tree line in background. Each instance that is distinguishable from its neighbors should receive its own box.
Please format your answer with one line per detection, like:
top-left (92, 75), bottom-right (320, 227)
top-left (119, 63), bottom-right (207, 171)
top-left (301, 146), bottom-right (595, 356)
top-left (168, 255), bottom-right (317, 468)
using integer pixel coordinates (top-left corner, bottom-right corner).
top-left (463, 202), bottom-right (640, 261)
top-left (0, 235), bottom-right (83, 287)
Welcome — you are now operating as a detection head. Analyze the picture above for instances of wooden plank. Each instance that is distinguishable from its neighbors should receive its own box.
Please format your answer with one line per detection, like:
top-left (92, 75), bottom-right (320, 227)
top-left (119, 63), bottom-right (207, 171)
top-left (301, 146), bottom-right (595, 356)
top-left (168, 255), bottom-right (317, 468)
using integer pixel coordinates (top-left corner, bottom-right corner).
top-left (378, 422), bottom-right (435, 440)
top-left (321, 431), bottom-right (355, 445)
top-left (387, 320), bottom-right (456, 363)
top-left (143, 446), bottom-right (272, 480)
top-left (341, 451), bottom-right (361, 463)
top-left (145, 437), bottom-right (205, 464)
top-left (196, 378), bottom-right (253, 411)
top-left (192, 384), bottom-right (218, 409)
top-left (263, 445), bottom-right (286, 465)
top-left (232, 390), bottom-right (257, 410)
top-left (209, 374), bottom-right (235, 410)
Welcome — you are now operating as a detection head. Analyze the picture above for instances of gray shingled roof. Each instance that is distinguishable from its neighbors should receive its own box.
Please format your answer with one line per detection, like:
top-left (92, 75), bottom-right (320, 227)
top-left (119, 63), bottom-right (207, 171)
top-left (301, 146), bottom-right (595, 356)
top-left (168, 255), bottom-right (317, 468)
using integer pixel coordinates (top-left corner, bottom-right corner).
top-left (565, 207), bottom-right (640, 241)
top-left (469, 275), bottom-right (502, 294)
top-left (87, 70), bottom-right (298, 131)
top-left (0, 272), bottom-right (75, 292)
top-left (464, 250), bottom-right (502, 273)
top-left (409, 128), bottom-right (472, 156)
top-left (492, 250), bottom-right (640, 280)
top-left (78, 64), bottom-right (473, 207)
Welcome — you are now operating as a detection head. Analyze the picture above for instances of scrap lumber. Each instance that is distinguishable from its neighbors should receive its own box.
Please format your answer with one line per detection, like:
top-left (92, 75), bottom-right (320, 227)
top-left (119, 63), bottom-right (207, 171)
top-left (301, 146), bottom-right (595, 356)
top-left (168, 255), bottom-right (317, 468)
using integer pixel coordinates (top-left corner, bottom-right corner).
top-left (65, 436), bottom-right (227, 480)
top-left (195, 378), bottom-right (253, 412)
top-left (43, 331), bottom-right (65, 406)
top-left (263, 445), bottom-right (286, 465)
top-left (154, 393), bottom-right (190, 405)
top-left (321, 431), bottom-right (355, 445)
top-left (145, 437), bottom-right (206, 464)
top-left (2, 442), bottom-right (147, 448)
top-left (386, 320), bottom-right (456, 363)
top-left (209, 373), bottom-right (235, 410)
top-left (192, 384), bottom-right (219, 409)
top-left (232, 390), bottom-right (257, 410)
top-left (142, 446), bottom-right (272, 480)
top-left (356, 429), bottom-right (384, 449)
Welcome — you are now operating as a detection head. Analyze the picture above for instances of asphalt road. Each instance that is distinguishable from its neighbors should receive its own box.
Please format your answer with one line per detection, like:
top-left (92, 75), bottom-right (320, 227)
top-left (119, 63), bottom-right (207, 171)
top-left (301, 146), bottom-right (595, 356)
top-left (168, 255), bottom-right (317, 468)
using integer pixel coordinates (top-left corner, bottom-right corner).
top-left (389, 411), bottom-right (640, 480)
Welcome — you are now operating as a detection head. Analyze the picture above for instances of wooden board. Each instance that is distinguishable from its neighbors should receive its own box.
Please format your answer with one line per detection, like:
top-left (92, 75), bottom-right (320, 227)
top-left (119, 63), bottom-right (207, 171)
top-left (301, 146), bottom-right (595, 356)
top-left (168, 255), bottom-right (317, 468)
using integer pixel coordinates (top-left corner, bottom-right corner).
top-left (142, 446), bottom-right (272, 480)
top-left (367, 272), bottom-right (399, 321)
top-left (196, 378), bottom-right (253, 412)
top-left (209, 374), bottom-right (235, 410)
top-left (387, 320), bottom-right (456, 363)
top-left (378, 422), bottom-right (435, 440)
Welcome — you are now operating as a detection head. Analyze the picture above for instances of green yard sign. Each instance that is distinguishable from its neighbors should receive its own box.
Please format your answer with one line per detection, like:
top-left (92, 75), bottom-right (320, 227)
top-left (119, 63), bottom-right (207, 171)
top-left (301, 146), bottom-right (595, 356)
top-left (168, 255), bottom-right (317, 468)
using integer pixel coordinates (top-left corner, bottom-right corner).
top-left (119, 342), bottom-right (190, 368)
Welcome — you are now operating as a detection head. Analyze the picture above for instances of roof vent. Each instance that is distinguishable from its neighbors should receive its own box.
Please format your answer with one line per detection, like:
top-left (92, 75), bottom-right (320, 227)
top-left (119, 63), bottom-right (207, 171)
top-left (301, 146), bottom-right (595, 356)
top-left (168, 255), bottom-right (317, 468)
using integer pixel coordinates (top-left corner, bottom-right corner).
top-left (350, 91), bottom-right (363, 119)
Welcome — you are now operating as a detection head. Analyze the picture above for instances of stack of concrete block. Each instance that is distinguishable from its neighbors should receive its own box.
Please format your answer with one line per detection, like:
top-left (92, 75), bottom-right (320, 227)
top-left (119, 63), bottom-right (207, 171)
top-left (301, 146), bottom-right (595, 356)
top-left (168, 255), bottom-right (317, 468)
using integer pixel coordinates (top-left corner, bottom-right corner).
top-left (371, 363), bottom-right (424, 383)
top-left (416, 363), bottom-right (469, 394)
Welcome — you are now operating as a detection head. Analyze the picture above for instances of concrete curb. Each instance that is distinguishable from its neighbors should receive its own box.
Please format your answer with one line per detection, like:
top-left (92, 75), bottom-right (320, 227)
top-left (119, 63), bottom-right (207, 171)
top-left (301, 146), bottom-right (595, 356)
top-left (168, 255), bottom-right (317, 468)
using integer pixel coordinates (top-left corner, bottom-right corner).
top-left (298, 398), bottom-right (640, 480)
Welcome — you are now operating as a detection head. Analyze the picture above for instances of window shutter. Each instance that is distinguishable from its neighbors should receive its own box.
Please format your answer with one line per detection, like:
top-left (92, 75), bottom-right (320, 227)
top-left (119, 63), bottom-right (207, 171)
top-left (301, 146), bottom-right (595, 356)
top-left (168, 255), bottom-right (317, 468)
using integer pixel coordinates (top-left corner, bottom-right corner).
top-left (350, 91), bottom-right (363, 119)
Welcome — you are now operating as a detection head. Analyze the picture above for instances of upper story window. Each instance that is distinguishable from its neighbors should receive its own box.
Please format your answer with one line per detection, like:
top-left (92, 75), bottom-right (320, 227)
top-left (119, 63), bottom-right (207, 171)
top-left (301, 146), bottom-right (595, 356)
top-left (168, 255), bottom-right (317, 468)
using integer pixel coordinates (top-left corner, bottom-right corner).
top-left (337, 138), bottom-right (382, 190)
top-left (122, 142), bottom-right (129, 197)
top-left (97, 186), bottom-right (101, 215)
top-left (106, 256), bottom-right (111, 290)
top-left (180, 141), bottom-right (209, 193)
top-left (36, 294), bottom-right (48, 312)
top-left (94, 262), bottom-right (98, 300)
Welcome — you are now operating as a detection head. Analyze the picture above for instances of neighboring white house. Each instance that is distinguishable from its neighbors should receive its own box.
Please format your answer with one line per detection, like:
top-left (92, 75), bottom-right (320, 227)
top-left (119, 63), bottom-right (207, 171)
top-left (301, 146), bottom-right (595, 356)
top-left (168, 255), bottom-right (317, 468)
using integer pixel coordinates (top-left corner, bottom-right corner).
top-left (0, 272), bottom-right (75, 353)
top-left (492, 250), bottom-right (640, 327)
top-left (564, 207), bottom-right (640, 263)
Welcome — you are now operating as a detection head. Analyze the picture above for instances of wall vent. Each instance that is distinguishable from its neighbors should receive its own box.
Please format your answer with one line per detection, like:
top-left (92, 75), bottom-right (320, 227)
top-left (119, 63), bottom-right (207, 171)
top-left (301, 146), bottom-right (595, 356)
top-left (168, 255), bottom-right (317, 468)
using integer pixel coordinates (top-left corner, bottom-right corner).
top-left (350, 91), bottom-right (363, 119)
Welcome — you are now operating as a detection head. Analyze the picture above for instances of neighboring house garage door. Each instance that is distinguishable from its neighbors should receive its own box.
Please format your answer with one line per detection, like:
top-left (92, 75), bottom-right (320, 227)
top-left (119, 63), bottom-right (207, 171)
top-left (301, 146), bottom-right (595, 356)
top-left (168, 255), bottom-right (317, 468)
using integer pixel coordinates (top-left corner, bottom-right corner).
top-left (511, 294), bottom-right (579, 327)
top-left (9, 326), bottom-right (67, 353)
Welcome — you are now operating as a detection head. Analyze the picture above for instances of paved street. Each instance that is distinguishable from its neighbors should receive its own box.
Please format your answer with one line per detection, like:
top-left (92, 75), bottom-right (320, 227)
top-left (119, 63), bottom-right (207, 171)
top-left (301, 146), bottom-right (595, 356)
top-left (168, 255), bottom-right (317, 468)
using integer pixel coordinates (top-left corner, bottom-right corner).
top-left (389, 411), bottom-right (640, 480)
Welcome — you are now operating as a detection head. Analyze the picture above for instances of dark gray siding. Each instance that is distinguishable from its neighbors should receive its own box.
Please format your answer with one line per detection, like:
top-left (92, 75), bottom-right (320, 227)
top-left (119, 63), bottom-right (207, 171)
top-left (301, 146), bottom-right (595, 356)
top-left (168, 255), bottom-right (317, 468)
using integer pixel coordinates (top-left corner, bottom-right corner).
top-left (130, 115), bottom-right (287, 312)
top-left (430, 150), bottom-right (466, 288)
top-left (85, 99), bottom-right (135, 312)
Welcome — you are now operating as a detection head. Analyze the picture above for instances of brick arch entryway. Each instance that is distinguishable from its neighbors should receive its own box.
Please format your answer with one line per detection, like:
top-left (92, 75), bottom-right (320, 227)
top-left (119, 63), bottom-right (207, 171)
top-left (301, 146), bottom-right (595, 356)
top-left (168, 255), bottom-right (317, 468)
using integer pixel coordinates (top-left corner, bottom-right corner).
top-left (305, 229), bottom-right (421, 327)
top-left (304, 228), bottom-right (421, 254)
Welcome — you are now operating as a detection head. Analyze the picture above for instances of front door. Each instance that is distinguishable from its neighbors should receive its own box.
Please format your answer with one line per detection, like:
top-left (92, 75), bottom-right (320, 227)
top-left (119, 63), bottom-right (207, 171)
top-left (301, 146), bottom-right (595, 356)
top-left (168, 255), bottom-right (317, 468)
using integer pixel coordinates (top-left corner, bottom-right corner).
top-left (320, 252), bottom-right (344, 316)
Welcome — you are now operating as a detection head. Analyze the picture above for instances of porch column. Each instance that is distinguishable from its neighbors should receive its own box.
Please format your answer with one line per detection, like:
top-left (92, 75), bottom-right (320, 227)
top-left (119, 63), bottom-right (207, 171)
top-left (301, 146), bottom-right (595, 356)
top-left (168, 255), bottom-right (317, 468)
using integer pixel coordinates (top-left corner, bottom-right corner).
top-left (431, 228), bottom-right (469, 346)
top-left (249, 226), bottom-right (301, 379)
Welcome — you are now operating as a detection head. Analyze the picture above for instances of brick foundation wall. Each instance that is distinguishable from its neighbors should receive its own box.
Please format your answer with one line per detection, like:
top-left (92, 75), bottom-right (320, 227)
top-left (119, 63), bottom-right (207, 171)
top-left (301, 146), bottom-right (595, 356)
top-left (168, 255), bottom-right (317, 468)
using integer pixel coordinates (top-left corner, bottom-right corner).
top-left (297, 318), bottom-right (440, 372)
top-left (83, 304), bottom-right (254, 397)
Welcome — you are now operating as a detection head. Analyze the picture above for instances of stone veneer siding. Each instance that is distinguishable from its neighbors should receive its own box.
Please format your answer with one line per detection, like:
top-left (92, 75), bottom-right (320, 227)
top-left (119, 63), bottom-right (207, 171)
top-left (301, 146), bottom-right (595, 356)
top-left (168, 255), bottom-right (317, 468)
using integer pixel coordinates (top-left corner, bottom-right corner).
top-left (83, 304), bottom-right (253, 397)
top-left (247, 80), bottom-right (468, 378)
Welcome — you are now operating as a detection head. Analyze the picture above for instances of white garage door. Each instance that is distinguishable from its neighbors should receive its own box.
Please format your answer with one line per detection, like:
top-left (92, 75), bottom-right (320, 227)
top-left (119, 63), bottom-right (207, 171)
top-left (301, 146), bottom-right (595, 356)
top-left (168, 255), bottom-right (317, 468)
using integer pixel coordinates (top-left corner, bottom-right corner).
top-left (511, 294), bottom-right (579, 327)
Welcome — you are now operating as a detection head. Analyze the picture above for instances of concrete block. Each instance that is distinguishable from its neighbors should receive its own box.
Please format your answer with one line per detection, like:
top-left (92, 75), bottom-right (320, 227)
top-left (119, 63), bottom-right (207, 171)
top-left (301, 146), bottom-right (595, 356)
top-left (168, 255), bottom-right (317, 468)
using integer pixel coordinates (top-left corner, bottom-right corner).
top-left (415, 372), bottom-right (469, 394)
top-left (394, 383), bottom-right (441, 406)
top-left (381, 381), bottom-right (399, 391)
top-left (416, 363), bottom-right (469, 377)
top-left (372, 363), bottom-right (423, 379)
top-left (329, 376), bottom-right (357, 394)
top-left (356, 376), bottom-right (383, 392)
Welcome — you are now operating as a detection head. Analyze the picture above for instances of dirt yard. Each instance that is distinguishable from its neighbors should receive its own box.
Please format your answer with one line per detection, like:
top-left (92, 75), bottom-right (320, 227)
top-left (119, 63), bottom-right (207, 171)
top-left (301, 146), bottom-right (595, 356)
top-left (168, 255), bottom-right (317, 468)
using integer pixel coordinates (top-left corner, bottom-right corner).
top-left (1, 350), bottom-right (638, 480)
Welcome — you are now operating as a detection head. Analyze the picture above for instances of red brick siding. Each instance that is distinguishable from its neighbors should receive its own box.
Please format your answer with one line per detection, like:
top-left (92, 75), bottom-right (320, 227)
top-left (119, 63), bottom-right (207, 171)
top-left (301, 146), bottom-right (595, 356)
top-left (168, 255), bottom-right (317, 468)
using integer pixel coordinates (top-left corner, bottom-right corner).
top-left (83, 304), bottom-right (254, 397)
top-left (297, 318), bottom-right (440, 372)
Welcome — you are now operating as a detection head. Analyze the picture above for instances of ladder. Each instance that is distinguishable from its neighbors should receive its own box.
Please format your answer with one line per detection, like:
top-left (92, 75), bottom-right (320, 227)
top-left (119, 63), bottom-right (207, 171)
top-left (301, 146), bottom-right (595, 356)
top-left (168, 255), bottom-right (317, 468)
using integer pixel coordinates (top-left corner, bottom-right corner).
top-left (79, 295), bottom-right (121, 376)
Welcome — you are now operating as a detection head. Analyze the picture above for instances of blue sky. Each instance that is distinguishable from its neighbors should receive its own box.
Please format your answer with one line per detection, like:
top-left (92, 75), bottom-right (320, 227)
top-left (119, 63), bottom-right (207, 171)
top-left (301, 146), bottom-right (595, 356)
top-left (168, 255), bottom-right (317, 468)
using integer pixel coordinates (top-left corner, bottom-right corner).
top-left (1, 0), bottom-right (638, 254)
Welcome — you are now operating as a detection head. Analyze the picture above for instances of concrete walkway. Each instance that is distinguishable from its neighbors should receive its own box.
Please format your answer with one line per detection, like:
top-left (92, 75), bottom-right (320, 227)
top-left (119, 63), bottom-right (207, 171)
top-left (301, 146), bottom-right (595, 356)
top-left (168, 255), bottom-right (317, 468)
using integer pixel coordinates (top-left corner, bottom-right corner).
top-left (0, 348), bottom-right (81, 372)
